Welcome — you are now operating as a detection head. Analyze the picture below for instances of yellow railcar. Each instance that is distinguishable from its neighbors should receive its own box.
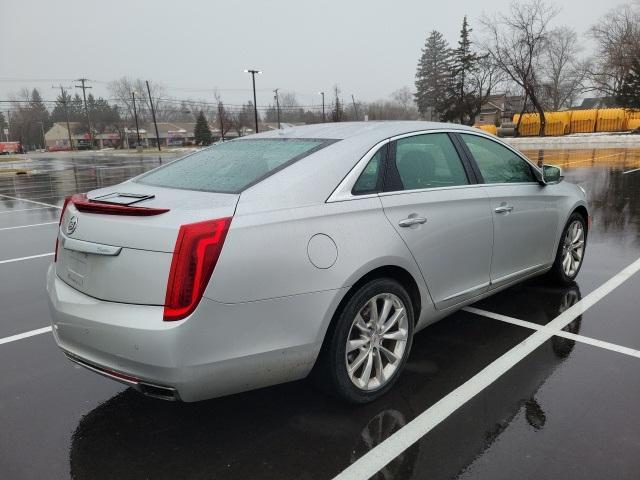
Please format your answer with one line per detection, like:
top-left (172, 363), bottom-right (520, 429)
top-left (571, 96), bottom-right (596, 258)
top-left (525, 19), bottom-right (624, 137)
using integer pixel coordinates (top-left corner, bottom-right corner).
top-left (595, 108), bottom-right (627, 132)
top-left (568, 109), bottom-right (597, 134)
top-left (473, 124), bottom-right (498, 135)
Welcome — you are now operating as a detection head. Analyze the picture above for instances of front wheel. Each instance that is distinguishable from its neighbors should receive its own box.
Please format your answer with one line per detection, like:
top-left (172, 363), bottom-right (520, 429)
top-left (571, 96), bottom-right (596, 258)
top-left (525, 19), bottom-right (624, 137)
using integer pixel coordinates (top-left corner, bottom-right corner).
top-left (548, 213), bottom-right (587, 284)
top-left (316, 278), bottom-right (414, 404)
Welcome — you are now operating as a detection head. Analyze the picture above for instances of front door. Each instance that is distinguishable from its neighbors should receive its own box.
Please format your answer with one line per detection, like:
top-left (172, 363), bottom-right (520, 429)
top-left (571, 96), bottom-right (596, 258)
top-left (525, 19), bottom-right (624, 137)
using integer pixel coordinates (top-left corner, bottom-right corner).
top-left (458, 133), bottom-right (558, 285)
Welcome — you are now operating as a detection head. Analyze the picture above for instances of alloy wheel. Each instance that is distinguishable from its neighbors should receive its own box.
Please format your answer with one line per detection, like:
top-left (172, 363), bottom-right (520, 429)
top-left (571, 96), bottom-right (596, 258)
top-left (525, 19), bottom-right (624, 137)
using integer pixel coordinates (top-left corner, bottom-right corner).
top-left (562, 220), bottom-right (585, 277)
top-left (345, 293), bottom-right (409, 391)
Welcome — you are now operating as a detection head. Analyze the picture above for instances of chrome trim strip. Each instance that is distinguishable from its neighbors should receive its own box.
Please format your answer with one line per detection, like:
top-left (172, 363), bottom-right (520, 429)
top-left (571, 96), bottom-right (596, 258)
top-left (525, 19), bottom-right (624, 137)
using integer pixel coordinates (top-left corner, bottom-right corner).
top-left (62, 235), bottom-right (122, 256)
top-left (491, 263), bottom-right (546, 285)
top-left (63, 352), bottom-right (179, 401)
top-left (64, 352), bottom-right (138, 386)
top-left (439, 281), bottom-right (491, 303)
top-left (326, 127), bottom-right (543, 203)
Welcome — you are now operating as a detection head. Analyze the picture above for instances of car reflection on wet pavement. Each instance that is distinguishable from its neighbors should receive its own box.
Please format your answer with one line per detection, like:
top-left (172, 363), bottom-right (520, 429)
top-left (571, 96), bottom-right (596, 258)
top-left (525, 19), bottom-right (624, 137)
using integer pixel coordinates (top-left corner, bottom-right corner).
top-left (1, 147), bottom-right (640, 479)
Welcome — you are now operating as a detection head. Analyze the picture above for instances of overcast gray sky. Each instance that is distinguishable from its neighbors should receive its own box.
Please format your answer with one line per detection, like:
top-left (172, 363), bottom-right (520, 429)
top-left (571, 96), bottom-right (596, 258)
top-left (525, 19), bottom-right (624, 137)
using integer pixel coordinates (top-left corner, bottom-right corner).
top-left (0, 0), bottom-right (613, 107)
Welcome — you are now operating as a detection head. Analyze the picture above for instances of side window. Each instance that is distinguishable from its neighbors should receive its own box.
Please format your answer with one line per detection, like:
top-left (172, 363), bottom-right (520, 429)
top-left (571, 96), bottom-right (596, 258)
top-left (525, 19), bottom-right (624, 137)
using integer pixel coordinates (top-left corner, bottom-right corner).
top-left (392, 133), bottom-right (468, 191)
top-left (352, 148), bottom-right (383, 195)
top-left (460, 134), bottom-right (536, 184)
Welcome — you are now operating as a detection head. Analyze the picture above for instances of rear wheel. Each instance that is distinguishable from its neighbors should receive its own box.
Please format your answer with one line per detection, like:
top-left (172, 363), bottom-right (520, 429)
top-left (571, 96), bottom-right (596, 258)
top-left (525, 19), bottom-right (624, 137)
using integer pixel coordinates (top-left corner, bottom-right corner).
top-left (548, 212), bottom-right (587, 284)
top-left (317, 278), bottom-right (414, 403)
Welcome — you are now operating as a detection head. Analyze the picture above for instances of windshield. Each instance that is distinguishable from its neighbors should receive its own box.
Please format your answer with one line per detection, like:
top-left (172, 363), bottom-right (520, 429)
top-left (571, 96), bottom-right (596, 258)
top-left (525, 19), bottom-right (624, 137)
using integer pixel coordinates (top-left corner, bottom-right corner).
top-left (136, 138), bottom-right (335, 193)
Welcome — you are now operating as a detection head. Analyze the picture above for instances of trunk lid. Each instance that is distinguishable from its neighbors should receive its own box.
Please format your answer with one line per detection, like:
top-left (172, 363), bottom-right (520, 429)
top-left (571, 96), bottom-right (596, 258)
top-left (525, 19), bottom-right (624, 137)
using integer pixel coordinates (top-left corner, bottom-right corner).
top-left (55, 182), bottom-right (238, 305)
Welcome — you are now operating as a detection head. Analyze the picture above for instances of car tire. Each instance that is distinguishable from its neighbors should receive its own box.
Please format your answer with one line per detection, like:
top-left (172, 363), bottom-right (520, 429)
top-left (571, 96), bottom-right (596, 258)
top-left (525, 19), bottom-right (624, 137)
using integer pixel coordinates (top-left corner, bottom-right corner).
top-left (548, 212), bottom-right (587, 285)
top-left (315, 278), bottom-right (414, 404)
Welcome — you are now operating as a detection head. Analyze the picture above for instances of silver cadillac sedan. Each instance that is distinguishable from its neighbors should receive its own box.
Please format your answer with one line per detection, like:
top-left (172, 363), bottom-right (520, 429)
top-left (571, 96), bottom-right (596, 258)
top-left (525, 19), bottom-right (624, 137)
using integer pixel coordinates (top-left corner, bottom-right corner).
top-left (47, 122), bottom-right (589, 403)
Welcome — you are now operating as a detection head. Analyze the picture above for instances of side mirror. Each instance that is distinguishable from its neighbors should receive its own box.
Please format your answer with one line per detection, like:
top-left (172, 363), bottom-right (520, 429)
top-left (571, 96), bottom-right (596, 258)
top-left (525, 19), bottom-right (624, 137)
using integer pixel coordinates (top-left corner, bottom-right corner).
top-left (542, 164), bottom-right (563, 184)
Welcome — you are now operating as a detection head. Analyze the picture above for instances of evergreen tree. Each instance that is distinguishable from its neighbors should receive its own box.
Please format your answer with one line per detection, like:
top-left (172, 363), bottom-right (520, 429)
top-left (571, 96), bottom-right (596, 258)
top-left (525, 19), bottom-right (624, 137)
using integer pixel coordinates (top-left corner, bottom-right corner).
top-left (447, 16), bottom-right (479, 123)
top-left (51, 90), bottom-right (75, 124)
top-left (194, 111), bottom-right (213, 145)
top-left (331, 85), bottom-right (344, 122)
top-left (415, 30), bottom-right (453, 120)
top-left (617, 58), bottom-right (640, 109)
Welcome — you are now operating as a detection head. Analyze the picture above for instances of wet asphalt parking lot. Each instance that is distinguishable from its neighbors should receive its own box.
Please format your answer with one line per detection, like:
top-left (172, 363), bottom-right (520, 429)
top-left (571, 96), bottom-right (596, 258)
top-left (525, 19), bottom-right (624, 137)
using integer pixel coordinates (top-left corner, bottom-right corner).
top-left (1, 147), bottom-right (640, 480)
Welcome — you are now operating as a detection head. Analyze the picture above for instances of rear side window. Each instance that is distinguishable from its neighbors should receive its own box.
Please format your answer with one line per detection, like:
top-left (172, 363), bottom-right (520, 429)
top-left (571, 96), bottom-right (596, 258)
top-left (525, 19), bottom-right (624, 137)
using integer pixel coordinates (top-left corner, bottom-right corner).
top-left (136, 138), bottom-right (335, 193)
top-left (392, 133), bottom-right (469, 191)
top-left (460, 134), bottom-right (535, 184)
top-left (352, 148), bottom-right (384, 195)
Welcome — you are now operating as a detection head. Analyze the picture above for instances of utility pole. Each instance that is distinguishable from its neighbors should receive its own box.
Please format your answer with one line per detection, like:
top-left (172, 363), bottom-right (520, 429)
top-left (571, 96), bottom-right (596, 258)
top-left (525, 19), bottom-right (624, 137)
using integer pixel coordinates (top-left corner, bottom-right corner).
top-left (273, 88), bottom-right (281, 129)
top-left (55, 86), bottom-right (75, 150)
top-left (146, 80), bottom-right (161, 151)
top-left (38, 122), bottom-right (46, 150)
top-left (244, 69), bottom-right (261, 133)
top-left (319, 92), bottom-right (325, 122)
top-left (217, 101), bottom-right (225, 141)
top-left (5, 110), bottom-right (10, 141)
top-left (351, 94), bottom-right (359, 121)
top-left (75, 78), bottom-right (94, 148)
top-left (131, 91), bottom-right (141, 147)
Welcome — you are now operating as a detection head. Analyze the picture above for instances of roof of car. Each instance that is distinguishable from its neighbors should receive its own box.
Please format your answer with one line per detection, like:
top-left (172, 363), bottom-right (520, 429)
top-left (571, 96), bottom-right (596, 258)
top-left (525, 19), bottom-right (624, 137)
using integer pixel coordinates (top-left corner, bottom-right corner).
top-left (249, 121), bottom-right (477, 142)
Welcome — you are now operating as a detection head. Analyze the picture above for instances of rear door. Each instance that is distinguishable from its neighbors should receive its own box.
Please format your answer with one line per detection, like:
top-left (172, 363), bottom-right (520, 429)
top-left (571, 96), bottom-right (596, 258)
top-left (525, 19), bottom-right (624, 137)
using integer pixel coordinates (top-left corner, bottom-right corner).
top-left (379, 132), bottom-right (493, 310)
top-left (456, 133), bottom-right (558, 285)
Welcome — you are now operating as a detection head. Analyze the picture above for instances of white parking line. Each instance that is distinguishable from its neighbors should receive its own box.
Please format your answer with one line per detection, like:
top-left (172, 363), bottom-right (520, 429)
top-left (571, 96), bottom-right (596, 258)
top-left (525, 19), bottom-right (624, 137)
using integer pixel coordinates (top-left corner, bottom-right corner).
top-left (623, 167), bottom-right (640, 175)
top-left (464, 307), bottom-right (640, 359)
top-left (333, 256), bottom-right (640, 480)
top-left (0, 252), bottom-right (54, 265)
top-left (0, 326), bottom-right (52, 346)
top-left (0, 194), bottom-right (61, 209)
top-left (0, 221), bottom-right (57, 231)
top-left (0, 206), bottom-right (57, 214)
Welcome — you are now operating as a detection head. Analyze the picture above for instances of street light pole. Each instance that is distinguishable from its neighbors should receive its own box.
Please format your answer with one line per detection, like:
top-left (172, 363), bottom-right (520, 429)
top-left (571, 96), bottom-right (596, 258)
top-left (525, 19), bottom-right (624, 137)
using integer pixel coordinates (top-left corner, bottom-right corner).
top-left (318, 92), bottom-right (326, 122)
top-left (244, 69), bottom-right (261, 133)
top-left (273, 88), bottom-right (281, 129)
top-left (131, 91), bottom-right (141, 147)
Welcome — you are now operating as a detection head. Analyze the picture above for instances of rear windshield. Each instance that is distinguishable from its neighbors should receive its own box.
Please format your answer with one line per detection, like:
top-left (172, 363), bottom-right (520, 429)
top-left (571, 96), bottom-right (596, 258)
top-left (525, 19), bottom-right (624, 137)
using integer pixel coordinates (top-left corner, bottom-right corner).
top-left (135, 138), bottom-right (335, 193)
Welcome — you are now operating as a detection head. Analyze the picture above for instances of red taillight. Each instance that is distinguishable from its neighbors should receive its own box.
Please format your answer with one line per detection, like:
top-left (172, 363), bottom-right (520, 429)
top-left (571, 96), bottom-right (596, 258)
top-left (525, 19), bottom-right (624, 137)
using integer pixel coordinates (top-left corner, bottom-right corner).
top-left (163, 218), bottom-right (232, 321)
top-left (54, 196), bottom-right (72, 262)
top-left (70, 193), bottom-right (169, 216)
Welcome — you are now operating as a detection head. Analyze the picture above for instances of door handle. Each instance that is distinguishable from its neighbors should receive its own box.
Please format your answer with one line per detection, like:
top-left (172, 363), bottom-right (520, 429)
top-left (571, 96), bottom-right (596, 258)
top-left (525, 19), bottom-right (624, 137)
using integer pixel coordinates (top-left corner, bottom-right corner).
top-left (398, 216), bottom-right (427, 227)
top-left (494, 205), bottom-right (514, 214)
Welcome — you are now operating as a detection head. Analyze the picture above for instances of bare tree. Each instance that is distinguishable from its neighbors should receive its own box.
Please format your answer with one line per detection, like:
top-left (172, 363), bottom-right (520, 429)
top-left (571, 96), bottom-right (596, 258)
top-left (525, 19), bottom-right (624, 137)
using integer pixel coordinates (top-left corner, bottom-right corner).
top-left (587, 2), bottom-right (640, 100)
top-left (365, 89), bottom-right (420, 120)
top-left (541, 27), bottom-right (587, 110)
top-left (390, 87), bottom-right (415, 114)
top-left (213, 89), bottom-right (230, 140)
top-left (468, 53), bottom-right (505, 124)
top-left (107, 77), bottom-right (169, 122)
top-left (482, 0), bottom-right (559, 136)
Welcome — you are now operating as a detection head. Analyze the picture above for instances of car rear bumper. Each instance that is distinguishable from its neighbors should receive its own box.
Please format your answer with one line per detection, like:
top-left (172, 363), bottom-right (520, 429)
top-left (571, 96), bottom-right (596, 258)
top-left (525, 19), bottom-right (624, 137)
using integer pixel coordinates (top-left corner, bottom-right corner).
top-left (46, 264), bottom-right (346, 401)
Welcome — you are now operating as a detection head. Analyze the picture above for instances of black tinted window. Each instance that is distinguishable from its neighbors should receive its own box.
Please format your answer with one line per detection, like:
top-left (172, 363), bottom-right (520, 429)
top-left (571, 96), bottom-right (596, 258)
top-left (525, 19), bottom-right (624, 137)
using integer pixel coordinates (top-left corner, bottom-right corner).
top-left (137, 138), bottom-right (333, 193)
top-left (393, 133), bottom-right (468, 191)
top-left (460, 134), bottom-right (535, 184)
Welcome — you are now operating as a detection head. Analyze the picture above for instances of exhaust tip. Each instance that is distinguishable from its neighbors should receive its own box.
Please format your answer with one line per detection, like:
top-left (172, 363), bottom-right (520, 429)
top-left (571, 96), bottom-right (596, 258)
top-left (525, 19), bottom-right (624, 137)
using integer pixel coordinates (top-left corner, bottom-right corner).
top-left (138, 382), bottom-right (180, 401)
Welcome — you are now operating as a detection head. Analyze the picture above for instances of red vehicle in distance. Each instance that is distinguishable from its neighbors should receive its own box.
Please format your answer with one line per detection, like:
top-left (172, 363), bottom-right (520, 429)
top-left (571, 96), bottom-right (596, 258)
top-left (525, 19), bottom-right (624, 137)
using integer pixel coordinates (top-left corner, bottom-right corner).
top-left (0, 142), bottom-right (23, 154)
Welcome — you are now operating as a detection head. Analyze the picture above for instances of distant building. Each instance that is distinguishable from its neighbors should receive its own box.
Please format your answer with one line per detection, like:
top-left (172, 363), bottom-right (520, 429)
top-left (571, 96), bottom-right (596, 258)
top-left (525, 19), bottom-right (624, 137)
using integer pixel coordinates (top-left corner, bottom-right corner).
top-left (575, 97), bottom-right (617, 109)
top-left (45, 122), bottom-right (120, 150)
top-left (476, 94), bottom-right (525, 126)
